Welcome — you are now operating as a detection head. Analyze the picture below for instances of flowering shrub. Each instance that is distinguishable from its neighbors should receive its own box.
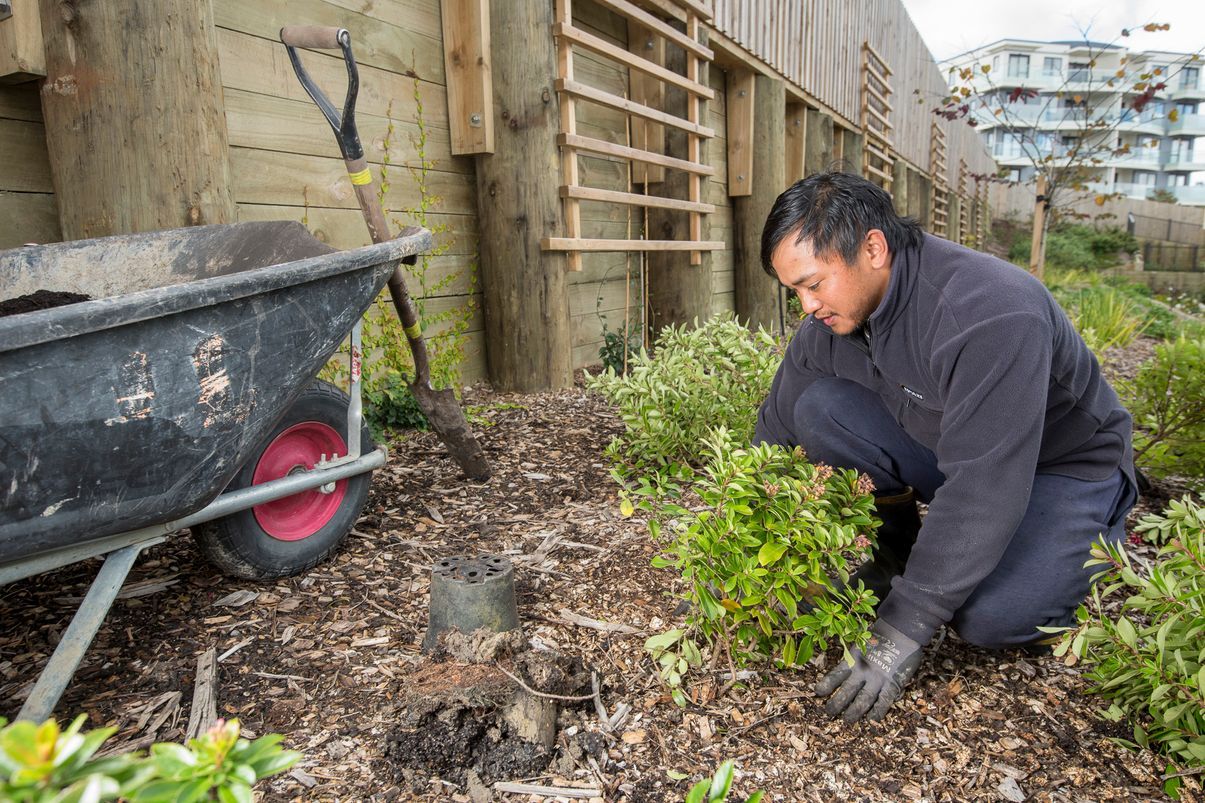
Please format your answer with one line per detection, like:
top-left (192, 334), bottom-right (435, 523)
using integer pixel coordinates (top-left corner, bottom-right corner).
top-left (642, 428), bottom-right (879, 705)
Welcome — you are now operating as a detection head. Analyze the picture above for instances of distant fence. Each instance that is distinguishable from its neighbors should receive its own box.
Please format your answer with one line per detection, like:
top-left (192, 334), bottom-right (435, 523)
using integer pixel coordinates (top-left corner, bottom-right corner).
top-left (989, 182), bottom-right (1205, 242)
top-left (1141, 242), bottom-right (1204, 272)
top-left (1129, 213), bottom-right (1205, 247)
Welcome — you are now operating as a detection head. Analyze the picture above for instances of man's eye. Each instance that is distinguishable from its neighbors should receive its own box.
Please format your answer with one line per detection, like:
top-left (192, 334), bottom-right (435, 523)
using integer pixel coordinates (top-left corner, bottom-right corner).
top-left (808, 282), bottom-right (821, 292)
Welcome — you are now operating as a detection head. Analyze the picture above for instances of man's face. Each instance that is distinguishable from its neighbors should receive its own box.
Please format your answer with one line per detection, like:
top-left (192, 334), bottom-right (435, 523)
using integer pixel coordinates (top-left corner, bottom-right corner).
top-left (770, 229), bottom-right (893, 336)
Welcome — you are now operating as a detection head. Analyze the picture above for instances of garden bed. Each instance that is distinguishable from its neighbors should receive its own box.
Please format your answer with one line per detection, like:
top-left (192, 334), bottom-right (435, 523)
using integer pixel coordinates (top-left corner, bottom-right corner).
top-left (0, 364), bottom-right (1199, 801)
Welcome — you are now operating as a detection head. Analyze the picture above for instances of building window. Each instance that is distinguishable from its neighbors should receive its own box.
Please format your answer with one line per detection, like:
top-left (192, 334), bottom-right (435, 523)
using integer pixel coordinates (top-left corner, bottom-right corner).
top-left (1133, 172), bottom-right (1156, 186)
top-left (1181, 66), bottom-right (1200, 90)
top-left (1068, 61), bottom-right (1090, 82)
top-left (992, 55), bottom-right (999, 73)
top-left (1176, 101), bottom-right (1197, 117)
top-left (1042, 57), bottom-right (1061, 76)
top-left (1007, 168), bottom-right (1023, 182)
top-left (1007, 54), bottom-right (1029, 79)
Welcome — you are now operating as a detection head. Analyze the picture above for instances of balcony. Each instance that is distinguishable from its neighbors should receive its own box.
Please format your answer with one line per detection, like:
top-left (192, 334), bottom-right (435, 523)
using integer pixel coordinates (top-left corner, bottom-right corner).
top-left (1169, 82), bottom-right (1205, 102)
top-left (1165, 151), bottom-right (1205, 172)
top-left (1168, 113), bottom-right (1205, 137)
top-left (1112, 181), bottom-right (1160, 200)
top-left (1172, 185), bottom-right (1205, 206)
top-left (1108, 150), bottom-right (1163, 168)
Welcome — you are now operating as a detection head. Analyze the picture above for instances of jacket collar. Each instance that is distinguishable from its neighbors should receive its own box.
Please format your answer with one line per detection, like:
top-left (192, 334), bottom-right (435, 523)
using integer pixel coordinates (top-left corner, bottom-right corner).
top-left (866, 233), bottom-right (925, 333)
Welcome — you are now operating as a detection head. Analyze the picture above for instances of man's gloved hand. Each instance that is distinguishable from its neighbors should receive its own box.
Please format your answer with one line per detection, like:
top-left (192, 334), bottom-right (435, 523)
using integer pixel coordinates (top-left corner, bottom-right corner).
top-left (814, 619), bottom-right (924, 723)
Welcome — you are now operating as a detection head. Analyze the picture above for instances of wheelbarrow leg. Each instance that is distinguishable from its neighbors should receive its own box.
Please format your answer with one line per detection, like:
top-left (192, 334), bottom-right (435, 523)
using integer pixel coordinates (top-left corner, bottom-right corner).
top-left (18, 538), bottom-right (162, 723)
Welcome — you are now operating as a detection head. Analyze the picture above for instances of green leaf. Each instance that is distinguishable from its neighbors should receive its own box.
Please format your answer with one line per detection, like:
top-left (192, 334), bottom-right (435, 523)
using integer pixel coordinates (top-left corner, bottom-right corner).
top-left (644, 629), bottom-right (684, 653)
top-left (685, 779), bottom-right (709, 803)
top-left (708, 760), bottom-right (735, 800)
top-left (757, 541), bottom-right (788, 566)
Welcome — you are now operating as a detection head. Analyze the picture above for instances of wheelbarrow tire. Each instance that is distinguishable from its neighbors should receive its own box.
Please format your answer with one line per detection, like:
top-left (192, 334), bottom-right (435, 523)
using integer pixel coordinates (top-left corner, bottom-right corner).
top-left (192, 380), bottom-right (374, 580)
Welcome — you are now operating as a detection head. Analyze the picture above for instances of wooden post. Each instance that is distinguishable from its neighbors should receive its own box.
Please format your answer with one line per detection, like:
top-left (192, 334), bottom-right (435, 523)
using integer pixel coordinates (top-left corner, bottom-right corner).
top-left (475, 0), bottom-right (572, 391)
top-left (646, 24), bottom-right (711, 334)
top-left (441, 0), bottom-right (494, 155)
top-left (839, 128), bottom-right (864, 175)
top-left (36, 0), bottom-right (233, 239)
top-left (785, 102), bottom-right (806, 185)
top-left (726, 68), bottom-right (754, 197)
top-left (891, 160), bottom-right (909, 216)
top-left (1029, 174), bottom-right (1048, 280)
top-left (803, 108), bottom-right (834, 175)
top-left (911, 171), bottom-right (931, 228)
top-left (1, 0), bottom-right (45, 82)
top-left (733, 73), bottom-right (784, 331)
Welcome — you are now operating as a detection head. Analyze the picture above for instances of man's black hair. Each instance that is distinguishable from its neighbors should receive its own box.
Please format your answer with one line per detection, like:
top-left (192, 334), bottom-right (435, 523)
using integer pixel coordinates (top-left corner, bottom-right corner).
top-left (760, 171), bottom-right (925, 276)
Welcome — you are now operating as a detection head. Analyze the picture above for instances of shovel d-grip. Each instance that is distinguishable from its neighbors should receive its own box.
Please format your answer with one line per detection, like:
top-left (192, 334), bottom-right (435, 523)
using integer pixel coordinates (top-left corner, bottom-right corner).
top-left (280, 25), bottom-right (491, 480)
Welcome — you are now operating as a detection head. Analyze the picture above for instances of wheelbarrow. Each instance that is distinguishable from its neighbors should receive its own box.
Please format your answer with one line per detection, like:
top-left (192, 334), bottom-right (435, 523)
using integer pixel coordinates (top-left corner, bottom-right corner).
top-left (0, 221), bottom-right (431, 723)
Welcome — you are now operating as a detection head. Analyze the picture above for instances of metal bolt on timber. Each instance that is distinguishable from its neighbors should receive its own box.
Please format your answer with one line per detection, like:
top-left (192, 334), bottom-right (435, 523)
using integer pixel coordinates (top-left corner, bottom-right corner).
top-left (422, 554), bottom-right (520, 652)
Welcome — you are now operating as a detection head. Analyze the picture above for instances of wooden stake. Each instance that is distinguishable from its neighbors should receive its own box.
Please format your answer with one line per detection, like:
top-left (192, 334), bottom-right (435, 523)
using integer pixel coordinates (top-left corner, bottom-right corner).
top-left (1030, 174), bottom-right (1048, 280)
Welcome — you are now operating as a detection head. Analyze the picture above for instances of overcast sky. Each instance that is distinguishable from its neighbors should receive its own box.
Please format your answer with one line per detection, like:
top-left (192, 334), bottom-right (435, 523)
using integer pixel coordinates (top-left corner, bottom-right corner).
top-left (899, 0), bottom-right (1205, 62)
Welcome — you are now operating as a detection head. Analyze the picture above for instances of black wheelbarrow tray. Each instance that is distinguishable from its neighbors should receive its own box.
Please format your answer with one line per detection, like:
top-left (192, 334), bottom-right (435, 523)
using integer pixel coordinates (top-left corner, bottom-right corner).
top-left (0, 220), bottom-right (432, 722)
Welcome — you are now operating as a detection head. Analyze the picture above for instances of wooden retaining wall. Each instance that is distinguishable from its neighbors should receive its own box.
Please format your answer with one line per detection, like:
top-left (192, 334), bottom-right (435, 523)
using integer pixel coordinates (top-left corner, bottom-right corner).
top-left (1, 0), bottom-right (998, 388)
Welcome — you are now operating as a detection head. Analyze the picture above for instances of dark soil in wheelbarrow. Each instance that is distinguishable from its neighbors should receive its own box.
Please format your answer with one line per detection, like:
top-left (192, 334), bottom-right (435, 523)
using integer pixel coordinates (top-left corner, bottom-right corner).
top-left (0, 352), bottom-right (1198, 802)
top-left (0, 289), bottom-right (91, 317)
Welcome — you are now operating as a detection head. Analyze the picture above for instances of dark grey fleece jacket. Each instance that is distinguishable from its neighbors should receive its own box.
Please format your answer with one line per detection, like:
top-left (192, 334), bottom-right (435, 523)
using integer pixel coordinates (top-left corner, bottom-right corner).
top-left (755, 233), bottom-right (1135, 644)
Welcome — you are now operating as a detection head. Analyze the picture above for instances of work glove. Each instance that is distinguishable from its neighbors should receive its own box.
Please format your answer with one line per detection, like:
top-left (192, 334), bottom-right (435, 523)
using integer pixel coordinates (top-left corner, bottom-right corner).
top-left (813, 618), bottom-right (923, 723)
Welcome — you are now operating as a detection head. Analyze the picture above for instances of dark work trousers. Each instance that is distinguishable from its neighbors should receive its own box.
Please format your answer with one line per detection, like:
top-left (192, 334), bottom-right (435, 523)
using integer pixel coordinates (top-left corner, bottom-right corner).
top-left (769, 377), bottom-right (1135, 649)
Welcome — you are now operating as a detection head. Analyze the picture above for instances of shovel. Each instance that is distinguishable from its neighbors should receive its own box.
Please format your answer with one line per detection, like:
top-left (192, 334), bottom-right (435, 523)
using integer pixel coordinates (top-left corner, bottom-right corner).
top-left (280, 25), bottom-right (491, 480)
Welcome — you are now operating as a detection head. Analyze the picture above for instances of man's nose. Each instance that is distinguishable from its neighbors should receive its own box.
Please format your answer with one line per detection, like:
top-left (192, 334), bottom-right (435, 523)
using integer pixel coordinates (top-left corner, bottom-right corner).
top-left (798, 290), bottom-right (822, 314)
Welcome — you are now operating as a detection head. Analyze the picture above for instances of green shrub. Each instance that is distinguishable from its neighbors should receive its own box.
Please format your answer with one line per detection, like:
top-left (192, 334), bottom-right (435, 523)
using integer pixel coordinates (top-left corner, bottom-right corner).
top-left (0, 716), bottom-right (299, 802)
top-left (597, 316), bottom-right (643, 376)
top-left (1011, 224), bottom-right (1138, 271)
top-left (1122, 337), bottom-right (1205, 486)
top-left (586, 315), bottom-right (782, 485)
top-left (1060, 286), bottom-right (1151, 354)
top-left (641, 428), bottom-right (878, 705)
top-left (1050, 497), bottom-right (1205, 794)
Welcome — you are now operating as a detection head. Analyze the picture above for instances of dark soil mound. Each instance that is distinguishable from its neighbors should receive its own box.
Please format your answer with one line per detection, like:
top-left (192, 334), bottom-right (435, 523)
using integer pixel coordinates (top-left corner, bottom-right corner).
top-left (0, 290), bottom-right (91, 318)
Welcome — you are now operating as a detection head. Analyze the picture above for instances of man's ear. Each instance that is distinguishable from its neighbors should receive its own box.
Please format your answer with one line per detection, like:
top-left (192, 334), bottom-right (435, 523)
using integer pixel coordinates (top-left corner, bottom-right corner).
top-left (866, 229), bottom-right (891, 270)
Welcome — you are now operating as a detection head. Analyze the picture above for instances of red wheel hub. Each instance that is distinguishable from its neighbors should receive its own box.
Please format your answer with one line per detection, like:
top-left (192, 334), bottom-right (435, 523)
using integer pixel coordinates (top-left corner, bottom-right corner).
top-left (251, 422), bottom-right (347, 541)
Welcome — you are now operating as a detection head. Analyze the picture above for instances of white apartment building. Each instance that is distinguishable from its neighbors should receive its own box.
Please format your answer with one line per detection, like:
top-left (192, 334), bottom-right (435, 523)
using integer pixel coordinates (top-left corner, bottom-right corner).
top-left (941, 40), bottom-right (1205, 206)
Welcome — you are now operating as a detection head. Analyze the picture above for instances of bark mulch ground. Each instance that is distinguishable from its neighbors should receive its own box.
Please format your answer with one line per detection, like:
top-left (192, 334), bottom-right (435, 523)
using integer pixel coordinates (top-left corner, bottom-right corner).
top-left (1, 355), bottom-right (1200, 802)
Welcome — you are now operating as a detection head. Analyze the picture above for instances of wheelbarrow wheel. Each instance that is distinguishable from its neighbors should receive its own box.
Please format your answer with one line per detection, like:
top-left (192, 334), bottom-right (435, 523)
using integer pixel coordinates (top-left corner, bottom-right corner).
top-left (192, 380), bottom-right (374, 579)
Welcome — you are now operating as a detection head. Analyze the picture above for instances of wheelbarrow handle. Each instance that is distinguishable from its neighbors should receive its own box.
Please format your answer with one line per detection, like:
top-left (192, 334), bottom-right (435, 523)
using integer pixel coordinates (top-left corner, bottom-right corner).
top-left (280, 26), bottom-right (364, 162)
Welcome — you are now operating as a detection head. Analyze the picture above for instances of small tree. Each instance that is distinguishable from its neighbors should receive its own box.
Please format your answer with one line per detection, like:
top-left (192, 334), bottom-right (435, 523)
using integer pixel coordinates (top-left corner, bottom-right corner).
top-left (933, 24), bottom-right (1202, 278)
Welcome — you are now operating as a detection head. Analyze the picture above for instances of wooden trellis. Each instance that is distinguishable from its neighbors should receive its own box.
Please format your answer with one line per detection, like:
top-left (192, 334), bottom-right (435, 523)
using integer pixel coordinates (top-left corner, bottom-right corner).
top-left (930, 121), bottom-right (949, 238)
top-left (861, 42), bottom-right (893, 190)
top-left (542, 0), bottom-right (723, 269)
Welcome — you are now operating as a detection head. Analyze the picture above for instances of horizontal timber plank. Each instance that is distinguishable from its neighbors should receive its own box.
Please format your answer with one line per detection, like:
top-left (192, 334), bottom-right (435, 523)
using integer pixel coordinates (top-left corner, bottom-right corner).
top-left (0, 85), bottom-right (43, 123)
top-left (557, 79), bottom-right (715, 138)
top-left (0, 191), bottom-right (61, 249)
top-left (542, 237), bottom-right (726, 252)
top-left (224, 89), bottom-right (464, 171)
top-left (216, 28), bottom-right (448, 128)
top-left (559, 133), bottom-right (715, 176)
top-left (588, 0), bottom-right (713, 60)
top-left (562, 184), bottom-right (716, 214)
top-left (213, 0), bottom-right (445, 84)
top-left (230, 147), bottom-right (476, 215)
top-left (0, 119), bottom-right (53, 193)
top-left (554, 23), bottom-right (714, 100)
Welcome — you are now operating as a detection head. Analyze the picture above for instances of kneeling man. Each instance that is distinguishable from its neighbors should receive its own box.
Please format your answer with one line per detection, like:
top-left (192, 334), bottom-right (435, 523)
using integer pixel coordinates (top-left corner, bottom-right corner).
top-left (755, 172), bottom-right (1136, 723)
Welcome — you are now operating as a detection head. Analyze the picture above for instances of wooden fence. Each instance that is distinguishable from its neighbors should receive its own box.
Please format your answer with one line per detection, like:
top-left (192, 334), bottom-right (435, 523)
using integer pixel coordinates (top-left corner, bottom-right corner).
top-left (2, 0), bottom-right (998, 390)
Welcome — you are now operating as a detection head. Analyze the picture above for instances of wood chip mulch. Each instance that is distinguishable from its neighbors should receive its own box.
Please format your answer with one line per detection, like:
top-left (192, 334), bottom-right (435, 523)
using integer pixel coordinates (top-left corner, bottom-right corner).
top-left (1, 360), bottom-right (1200, 802)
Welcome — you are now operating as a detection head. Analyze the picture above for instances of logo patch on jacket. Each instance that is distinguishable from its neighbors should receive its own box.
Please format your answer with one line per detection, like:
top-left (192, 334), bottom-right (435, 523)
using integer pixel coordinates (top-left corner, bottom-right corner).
top-left (901, 385), bottom-right (925, 401)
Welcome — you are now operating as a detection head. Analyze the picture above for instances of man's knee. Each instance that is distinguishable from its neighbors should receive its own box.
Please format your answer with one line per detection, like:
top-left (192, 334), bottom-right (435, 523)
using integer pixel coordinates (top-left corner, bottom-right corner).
top-left (792, 378), bottom-right (870, 453)
top-left (950, 603), bottom-right (1070, 650)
